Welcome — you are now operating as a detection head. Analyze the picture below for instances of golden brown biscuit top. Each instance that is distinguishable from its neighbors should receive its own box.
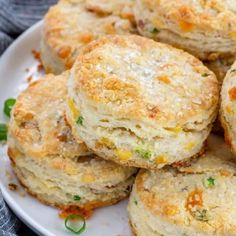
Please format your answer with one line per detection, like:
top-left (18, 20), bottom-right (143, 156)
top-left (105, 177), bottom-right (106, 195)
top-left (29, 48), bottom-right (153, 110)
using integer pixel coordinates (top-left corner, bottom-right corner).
top-left (85, 0), bottom-right (135, 21)
top-left (139, 0), bottom-right (236, 33)
top-left (136, 169), bottom-right (236, 235)
top-left (72, 35), bottom-right (219, 126)
top-left (135, 136), bottom-right (236, 234)
top-left (8, 72), bottom-right (89, 159)
top-left (43, 0), bottom-right (136, 70)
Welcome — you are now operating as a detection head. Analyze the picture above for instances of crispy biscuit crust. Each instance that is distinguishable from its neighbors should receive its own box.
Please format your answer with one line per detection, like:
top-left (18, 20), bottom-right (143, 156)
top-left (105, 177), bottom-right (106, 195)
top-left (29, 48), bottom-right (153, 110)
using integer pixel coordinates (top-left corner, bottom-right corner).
top-left (41, 0), bottom-right (136, 74)
top-left (68, 35), bottom-right (219, 169)
top-left (73, 35), bottom-right (218, 124)
top-left (134, 0), bottom-right (236, 60)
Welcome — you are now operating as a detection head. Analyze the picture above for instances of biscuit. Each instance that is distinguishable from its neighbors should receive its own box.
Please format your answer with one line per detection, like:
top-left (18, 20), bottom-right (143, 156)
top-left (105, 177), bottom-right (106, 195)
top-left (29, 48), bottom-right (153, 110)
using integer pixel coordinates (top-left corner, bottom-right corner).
top-left (220, 60), bottom-right (236, 155)
top-left (134, 0), bottom-right (236, 60)
top-left (67, 35), bottom-right (219, 169)
top-left (128, 135), bottom-right (236, 236)
top-left (41, 0), bottom-right (136, 74)
top-left (204, 57), bottom-right (236, 135)
top-left (8, 72), bottom-right (137, 210)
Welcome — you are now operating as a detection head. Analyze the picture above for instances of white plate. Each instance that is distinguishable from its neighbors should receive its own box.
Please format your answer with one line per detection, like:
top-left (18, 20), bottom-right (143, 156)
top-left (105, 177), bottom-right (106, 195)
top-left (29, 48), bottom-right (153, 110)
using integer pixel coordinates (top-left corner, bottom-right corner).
top-left (0, 21), bottom-right (132, 236)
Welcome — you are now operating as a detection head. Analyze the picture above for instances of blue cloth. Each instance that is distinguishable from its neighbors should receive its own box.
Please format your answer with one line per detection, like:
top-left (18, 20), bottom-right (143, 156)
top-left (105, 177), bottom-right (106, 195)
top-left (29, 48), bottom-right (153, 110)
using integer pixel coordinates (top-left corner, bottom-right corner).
top-left (0, 0), bottom-right (57, 54)
top-left (0, 1), bottom-right (57, 235)
top-left (0, 194), bottom-right (20, 236)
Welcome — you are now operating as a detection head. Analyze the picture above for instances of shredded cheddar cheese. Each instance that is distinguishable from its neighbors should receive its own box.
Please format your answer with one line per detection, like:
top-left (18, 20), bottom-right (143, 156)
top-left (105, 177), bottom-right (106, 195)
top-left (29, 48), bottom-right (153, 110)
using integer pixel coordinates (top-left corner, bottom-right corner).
top-left (115, 149), bottom-right (132, 161)
top-left (184, 142), bottom-right (195, 151)
top-left (220, 170), bottom-right (232, 177)
top-left (79, 33), bottom-right (94, 44)
top-left (155, 155), bottom-right (167, 164)
top-left (164, 205), bottom-right (179, 216)
top-left (228, 87), bottom-right (236, 101)
top-left (156, 76), bottom-right (170, 84)
top-left (68, 98), bottom-right (80, 120)
top-left (97, 137), bottom-right (116, 149)
top-left (186, 189), bottom-right (203, 213)
top-left (59, 206), bottom-right (92, 219)
top-left (166, 126), bottom-right (182, 133)
top-left (230, 31), bottom-right (236, 37)
top-left (104, 23), bottom-right (116, 34)
top-left (179, 21), bottom-right (194, 32)
top-left (58, 46), bottom-right (71, 59)
top-left (81, 174), bottom-right (95, 183)
top-left (225, 105), bottom-right (233, 114)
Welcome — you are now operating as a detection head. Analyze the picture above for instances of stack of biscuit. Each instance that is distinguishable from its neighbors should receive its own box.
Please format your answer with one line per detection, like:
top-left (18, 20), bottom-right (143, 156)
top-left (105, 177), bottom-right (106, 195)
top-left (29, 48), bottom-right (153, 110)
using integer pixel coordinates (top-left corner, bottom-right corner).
top-left (7, 0), bottom-right (236, 235)
top-left (8, 72), bottom-right (137, 211)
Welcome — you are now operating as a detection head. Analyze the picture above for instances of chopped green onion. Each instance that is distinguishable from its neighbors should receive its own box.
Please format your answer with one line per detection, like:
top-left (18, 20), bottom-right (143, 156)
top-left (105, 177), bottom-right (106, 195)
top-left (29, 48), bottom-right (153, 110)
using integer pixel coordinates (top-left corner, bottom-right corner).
top-left (64, 214), bottom-right (86, 234)
top-left (150, 27), bottom-right (160, 34)
top-left (76, 116), bottom-right (84, 126)
top-left (73, 195), bottom-right (81, 201)
top-left (0, 123), bottom-right (7, 141)
top-left (134, 147), bottom-right (151, 159)
top-left (207, 177), bottom-right (215, 187)
top-left (202, 73), bottom-right (210, 77)
top-left (192, 209), bottom-right (209, 222)
top-left (203, 176), bottom-right (215, 188)
top-left (134, 199), bottom-right (138, 205)
top-left (231, 69), bottom-right (236, 74)
top-left (4, 98), bottom-right (16, 117)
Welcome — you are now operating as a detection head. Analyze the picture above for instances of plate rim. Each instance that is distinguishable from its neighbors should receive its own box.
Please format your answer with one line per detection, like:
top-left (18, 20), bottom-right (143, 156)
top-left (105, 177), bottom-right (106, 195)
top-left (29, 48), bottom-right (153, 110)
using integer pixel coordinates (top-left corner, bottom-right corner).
top-left (0, 20), bottom-right (55, 236)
